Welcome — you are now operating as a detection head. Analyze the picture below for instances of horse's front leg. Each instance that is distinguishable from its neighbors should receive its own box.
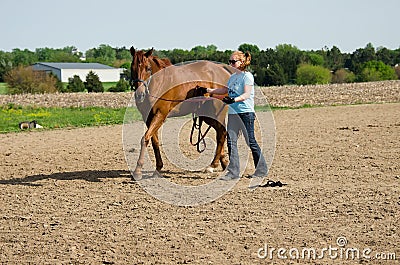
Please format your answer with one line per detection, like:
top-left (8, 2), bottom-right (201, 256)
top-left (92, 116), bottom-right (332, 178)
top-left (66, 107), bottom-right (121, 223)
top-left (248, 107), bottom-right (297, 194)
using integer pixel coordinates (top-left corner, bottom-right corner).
top-left (133, 112), bottom-right (166, 180)
top-left (133, 135), bottom-right (148, 180)
top-left (151, 132), bottom-right (163, 171)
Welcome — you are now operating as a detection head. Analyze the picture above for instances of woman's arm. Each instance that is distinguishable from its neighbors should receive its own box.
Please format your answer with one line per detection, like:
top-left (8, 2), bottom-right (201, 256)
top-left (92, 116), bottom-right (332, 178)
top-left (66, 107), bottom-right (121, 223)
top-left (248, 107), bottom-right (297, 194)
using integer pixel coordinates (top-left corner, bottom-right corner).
top-left (233, 84), bottom-right (252, 102)
top-left (207, 87), bottom-right (228, 95)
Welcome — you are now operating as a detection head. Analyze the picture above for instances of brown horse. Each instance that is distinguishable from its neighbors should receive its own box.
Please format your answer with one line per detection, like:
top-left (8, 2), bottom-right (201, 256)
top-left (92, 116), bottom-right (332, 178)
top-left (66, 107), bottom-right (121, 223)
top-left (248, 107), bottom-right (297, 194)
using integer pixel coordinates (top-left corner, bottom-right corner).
top-left (129, 46), bottom-right (236, 179)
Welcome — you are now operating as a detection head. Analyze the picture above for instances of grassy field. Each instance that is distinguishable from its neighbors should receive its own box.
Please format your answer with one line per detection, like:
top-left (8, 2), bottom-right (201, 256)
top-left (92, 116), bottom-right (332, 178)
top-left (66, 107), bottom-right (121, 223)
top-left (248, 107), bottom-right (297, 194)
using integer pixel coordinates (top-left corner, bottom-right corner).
top-left (0, 104), bottom-right (141, 133)
top-left (102, 82), bottom-right (118, 91)
top-left (0, 83), bottom-right (7, 94)
top-left (1, 102), bottom-right (316, 133)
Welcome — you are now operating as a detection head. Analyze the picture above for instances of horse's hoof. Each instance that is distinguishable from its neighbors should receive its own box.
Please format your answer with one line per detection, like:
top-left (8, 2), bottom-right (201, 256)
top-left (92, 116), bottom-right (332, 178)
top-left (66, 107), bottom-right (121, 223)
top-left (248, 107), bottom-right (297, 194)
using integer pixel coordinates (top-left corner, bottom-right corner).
top-left (152, 171), bottom-right (162, 178)
top-left (205, 166), bottom-right (214, 173)
top-left (132, 173), bottom-right (142, 181)
top-left (220, 157), bottom-right (229, 170)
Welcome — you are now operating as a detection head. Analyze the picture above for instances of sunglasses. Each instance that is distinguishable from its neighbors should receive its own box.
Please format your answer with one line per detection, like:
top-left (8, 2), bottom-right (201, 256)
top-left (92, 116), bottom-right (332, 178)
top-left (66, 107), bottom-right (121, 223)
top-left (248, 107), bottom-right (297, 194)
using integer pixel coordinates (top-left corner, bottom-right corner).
top-left (228, 59), bottom-right (240, 64)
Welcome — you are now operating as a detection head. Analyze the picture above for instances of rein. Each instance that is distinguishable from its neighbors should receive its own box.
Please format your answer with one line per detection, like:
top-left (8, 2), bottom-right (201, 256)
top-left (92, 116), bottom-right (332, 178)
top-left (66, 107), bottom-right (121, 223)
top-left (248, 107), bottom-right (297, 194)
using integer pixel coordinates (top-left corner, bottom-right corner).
top-left (148, 93), bottom-right (215, 103)
top-left (190, 114), bottom-right (213, 153)
top-left (189, 103), bottom-right (226, 153)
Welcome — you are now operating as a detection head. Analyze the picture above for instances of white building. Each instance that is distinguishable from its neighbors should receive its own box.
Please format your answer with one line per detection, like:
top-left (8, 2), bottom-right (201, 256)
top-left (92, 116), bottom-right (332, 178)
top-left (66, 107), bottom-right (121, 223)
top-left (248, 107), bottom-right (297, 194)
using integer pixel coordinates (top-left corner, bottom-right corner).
top-left (32, 62), bottom-right (123, 82)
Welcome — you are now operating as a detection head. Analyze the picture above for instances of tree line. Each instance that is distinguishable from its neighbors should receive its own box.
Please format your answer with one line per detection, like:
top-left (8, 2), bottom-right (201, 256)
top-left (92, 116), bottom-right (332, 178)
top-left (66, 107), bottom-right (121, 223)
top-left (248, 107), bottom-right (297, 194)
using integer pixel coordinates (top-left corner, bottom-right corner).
top-left (0, 43), bottom-right (399, 90)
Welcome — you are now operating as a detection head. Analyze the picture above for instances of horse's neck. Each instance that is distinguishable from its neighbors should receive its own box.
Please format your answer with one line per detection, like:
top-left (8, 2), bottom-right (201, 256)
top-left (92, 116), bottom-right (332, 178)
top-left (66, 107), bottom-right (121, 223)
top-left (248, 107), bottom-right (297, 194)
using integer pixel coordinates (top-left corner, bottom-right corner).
top-left (145, 57), bottom-right (172, 100)
top-left (150, 57), bottom-right (170, 73)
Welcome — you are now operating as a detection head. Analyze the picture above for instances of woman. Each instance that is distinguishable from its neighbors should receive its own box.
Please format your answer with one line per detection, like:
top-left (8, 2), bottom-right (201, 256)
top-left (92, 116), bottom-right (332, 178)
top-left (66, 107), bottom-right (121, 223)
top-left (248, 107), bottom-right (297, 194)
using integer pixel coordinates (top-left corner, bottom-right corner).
top-left (204, 51), bottom-right (268, 180)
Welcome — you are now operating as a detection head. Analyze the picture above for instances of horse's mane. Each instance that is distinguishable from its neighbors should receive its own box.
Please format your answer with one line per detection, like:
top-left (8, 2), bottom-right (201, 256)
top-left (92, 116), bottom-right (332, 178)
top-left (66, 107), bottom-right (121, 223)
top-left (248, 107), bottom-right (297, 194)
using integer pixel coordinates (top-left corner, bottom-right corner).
top-left (151, 56), bottom-right (172, 69)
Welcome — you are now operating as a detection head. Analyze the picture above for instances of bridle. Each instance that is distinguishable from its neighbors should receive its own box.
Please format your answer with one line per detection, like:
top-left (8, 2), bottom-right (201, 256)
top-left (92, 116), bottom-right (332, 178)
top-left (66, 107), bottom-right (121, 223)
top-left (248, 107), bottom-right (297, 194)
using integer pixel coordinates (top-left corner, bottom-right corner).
top-left (130, 65), bottom-right (152, 94)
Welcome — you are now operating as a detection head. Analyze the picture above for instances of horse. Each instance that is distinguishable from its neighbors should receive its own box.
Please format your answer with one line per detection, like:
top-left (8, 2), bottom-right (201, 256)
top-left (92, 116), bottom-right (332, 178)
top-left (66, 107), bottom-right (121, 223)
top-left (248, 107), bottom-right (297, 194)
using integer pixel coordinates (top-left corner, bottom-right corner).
top-left (129, 46), bottom-right (236, 179)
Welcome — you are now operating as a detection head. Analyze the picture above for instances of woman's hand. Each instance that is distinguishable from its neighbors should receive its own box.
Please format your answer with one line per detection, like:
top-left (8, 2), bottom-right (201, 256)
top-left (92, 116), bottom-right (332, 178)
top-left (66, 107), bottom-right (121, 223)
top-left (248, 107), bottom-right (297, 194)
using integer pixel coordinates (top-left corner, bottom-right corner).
top-left (222, 96), bottom-right (235, 104)
top-left (195, 86), bottom-right (208, 95)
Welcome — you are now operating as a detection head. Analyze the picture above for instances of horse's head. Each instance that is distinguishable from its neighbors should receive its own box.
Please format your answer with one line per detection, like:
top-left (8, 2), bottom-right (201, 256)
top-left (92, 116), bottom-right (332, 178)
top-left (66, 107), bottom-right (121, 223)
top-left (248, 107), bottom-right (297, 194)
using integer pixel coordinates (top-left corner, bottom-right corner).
top-left (130, 46), bottom-right (173, 102)
top-left (130, 46), bottom-right (154, 90)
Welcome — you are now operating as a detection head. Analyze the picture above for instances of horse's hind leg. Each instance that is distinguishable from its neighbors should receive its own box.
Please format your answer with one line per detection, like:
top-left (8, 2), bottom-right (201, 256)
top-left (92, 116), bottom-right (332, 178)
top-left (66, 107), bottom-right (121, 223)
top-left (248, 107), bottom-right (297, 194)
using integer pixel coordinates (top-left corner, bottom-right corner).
top-left (218, 125), bottom-right (229, 170)
top-left (133, 111), bottom-right (166, 180)
top-left (214, 122), bottom-right (228, 170)
top-left (204, 118), bottom-right (228, 172)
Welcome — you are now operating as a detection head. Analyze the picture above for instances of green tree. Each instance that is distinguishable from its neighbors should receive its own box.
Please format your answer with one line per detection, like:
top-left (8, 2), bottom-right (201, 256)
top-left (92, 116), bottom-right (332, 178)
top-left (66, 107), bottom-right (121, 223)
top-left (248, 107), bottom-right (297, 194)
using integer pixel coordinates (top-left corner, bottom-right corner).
top-left (49, 51), bottom-right (80, 62)
top-left (49, 72), bottom-right (64, 91)
top-left (35, 46), bottom-right (81, 62)
top-left (35, 47), bottom-right (53, 61)
top-left (238, 43), bottom-right (260, 54)
top-left (296, 64), bottom-right (332, 85)
top-left (108, 78), bottom-right (130, 92)
top-left (304, 52), bottom-right (325, 66)
top-left (168, 48), bottom-right (190, 64)
top-left (264, 63), bottom-right (287, 85)
top-left (64, 75), bottom-right (85, 92)
top-left (115, 47), bottom-right (132, 61)
top-left (324, 46), bottom-right (346, 70)
top-left (119, 62), bottom-right (131, 69)
top-left (212, 50), bottom-right (232, 65)
top-left (85, 44), bottom-right (116, 66)
top-left (190, 45), bottom-right (218, 60)
top-left (113, 47), bottom-right (132, 68)
top-left (375, 46), bottom-right (400, 66)
top-left (11, 48), bottom-right (38, 66)
top-left (7, 43), bottom-right (400, 87)
top-left (358, 60), bottom-right (397, 82)
top-left (275, 44), bottom-right (302, 84)
top-left (191, 45), bottom-right (207, 59)
top-left (376, 47), bottom-right (393, 65)
top-left (346, 43), bottom-right (377, 74)
top-left (0, 51), bottom-right (13, 82)
top-left (84, 71), bottom-right (104, 92)
top-left (256, 49), bottom-right (276, 86)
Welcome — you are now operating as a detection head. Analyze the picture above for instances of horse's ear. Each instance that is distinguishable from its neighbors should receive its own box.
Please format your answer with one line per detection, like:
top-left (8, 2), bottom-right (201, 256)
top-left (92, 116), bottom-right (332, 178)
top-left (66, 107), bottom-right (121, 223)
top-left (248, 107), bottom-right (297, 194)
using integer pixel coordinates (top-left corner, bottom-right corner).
top-left (130, 46), bottom-right (136, 56)
top-left (145, 47), bottom-right (154, 57)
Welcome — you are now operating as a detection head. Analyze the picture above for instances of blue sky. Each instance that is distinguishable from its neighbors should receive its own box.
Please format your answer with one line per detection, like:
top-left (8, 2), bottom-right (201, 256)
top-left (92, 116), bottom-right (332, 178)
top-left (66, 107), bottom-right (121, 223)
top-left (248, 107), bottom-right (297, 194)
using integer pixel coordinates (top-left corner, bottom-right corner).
top-left (2, 0), bottom-right (399, 53)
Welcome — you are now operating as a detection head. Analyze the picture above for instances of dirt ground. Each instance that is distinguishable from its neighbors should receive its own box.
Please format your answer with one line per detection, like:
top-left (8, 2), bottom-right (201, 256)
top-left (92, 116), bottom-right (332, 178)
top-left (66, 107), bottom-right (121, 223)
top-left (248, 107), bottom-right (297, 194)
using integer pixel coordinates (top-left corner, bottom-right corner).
top-left (0, 103), bottom-right (399, 264)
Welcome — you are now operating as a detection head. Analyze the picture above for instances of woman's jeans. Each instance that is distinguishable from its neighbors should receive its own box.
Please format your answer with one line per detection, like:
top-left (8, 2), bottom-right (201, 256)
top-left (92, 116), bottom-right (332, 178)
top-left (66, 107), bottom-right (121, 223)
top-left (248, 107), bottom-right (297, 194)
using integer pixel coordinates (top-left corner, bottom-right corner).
top-left (226, 112), bottom-right (268, 177)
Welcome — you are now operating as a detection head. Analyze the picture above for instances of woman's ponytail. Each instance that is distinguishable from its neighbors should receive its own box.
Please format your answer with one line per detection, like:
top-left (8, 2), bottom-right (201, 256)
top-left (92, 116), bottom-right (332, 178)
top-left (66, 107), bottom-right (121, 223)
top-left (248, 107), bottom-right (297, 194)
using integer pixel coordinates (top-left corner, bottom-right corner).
top-left (231, 50), bottom-right (252, 71)
top-left (243, 52), bottom-right (251, 69)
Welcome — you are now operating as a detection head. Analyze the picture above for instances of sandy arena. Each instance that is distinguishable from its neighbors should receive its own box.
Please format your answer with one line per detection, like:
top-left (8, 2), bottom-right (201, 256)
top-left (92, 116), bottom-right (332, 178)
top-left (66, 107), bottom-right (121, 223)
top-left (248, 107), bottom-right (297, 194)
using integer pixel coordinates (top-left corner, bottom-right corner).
top-left (0, 85), bottom-right (399, 264)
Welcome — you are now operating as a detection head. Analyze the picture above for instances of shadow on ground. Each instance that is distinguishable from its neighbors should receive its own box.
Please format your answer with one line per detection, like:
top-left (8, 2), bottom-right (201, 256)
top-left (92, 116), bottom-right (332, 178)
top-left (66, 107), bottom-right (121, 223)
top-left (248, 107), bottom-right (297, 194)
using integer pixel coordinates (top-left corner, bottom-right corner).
top-left (0, 170), bottom-right (132, 186)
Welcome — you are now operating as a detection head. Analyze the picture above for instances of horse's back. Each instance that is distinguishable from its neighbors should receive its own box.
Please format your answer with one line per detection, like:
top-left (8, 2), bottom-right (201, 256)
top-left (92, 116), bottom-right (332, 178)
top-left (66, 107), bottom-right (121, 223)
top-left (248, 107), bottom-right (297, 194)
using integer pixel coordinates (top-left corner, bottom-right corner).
top-left (175, 60), bottom-right (233, 84)
top-left (148, 61), bottom-right (234, 98)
